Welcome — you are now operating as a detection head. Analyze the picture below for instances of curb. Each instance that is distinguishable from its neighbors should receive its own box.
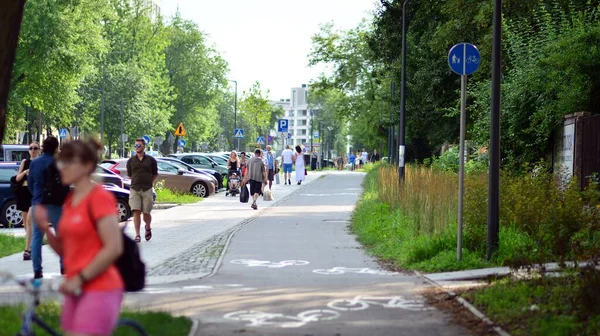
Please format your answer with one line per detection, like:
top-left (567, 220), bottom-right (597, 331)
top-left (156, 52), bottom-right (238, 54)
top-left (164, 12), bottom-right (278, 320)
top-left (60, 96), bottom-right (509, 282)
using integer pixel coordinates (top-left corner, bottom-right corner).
top-left (187, 318), bottom-right (199, 336)
top-left (416, 270), bottom-right (511, 336)
top-left (203, 174), bottom-right (327, 280)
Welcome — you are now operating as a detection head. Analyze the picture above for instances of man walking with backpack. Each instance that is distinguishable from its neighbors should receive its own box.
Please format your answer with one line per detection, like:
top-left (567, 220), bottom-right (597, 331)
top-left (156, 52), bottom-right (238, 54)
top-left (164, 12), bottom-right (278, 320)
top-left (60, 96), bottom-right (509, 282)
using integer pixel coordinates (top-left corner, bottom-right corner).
top-left (29, 136), bottom-right (69, 279)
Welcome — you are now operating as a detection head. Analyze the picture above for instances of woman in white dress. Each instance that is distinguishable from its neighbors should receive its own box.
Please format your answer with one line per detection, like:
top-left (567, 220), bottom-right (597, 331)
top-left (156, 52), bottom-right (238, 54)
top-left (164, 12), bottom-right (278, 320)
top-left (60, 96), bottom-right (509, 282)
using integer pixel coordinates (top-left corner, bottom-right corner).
top-left (293, 145), bottom-right (306, 185)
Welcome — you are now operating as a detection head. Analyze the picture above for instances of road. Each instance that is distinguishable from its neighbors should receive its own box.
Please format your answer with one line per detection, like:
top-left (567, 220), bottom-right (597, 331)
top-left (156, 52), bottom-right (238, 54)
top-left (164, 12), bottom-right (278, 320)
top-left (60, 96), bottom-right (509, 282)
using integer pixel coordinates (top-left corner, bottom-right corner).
top-left (125, 173), bottom-right (468, 336)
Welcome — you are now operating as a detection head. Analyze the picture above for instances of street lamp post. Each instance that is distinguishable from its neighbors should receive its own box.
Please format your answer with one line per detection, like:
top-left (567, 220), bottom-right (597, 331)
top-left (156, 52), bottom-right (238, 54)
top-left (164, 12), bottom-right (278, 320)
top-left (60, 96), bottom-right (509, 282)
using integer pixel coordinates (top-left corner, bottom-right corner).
top-left (487, 0), bottom-right (502, 259)
top-left (398, 0), bottom-right (411, 187)
top-left (229, 80), bottom-right (238, 151)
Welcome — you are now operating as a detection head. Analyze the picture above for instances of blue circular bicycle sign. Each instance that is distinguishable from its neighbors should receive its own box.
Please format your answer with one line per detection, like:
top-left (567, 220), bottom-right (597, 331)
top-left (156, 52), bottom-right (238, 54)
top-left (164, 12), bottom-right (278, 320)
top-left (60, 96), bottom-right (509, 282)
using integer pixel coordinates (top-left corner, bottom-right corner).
top-left (448, 43), bottom-right (480, 76)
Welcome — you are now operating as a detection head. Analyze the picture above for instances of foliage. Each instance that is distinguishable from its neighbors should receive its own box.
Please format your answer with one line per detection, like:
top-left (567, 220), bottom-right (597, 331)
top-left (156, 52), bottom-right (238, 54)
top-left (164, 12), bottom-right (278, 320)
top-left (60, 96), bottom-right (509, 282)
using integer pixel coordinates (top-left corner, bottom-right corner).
top-left (351, 164), bottom-right (600, 272)
top-left (238, 82), bottom-right (283, 147)
top-left (7, 0), bottom-right (231, 156)
top-left (464, 271), bottom-right (600, 336)
top-left (0, 302), bottom-right (192, 335)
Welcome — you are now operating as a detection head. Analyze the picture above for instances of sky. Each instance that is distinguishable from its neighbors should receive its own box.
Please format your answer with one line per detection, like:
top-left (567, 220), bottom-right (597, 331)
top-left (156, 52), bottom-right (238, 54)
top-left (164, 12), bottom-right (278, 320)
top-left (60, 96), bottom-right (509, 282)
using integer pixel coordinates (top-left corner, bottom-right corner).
top-left (160, 0), bottom-right (376, 100)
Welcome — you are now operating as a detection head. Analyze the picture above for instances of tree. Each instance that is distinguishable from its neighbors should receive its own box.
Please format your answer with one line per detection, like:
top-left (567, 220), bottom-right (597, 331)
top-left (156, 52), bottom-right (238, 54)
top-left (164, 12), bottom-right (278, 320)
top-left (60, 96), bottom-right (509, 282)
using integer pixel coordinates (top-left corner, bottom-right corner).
top-left (239, 82), bottom-right (272, 147)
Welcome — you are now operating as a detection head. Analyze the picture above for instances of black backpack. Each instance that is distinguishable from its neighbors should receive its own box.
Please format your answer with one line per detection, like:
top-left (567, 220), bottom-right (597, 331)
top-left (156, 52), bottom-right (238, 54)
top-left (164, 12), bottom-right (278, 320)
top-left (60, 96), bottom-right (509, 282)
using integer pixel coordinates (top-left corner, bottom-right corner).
top-left (42, 161), bottom-right (71, 205)
top-left (87, 201), bottom-right (146, 292)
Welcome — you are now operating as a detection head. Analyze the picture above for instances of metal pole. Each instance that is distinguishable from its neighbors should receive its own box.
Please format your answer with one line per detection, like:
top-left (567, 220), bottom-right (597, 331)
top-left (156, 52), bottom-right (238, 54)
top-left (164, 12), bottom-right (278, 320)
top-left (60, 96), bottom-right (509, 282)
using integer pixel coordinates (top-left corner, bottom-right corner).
top-left (319, 121), bottom-right (322, 169)
top-left (232, 80), bottom-right (238, 151)
top-left (120, 100), bottom-right (124, 158)
top-left (488, 0), bottom-right (502, 260)
top-left (100, 62), bottom-right (105, 142)
top-left (390, 81), bottom-right (395, 162)
top-left (310, 111), bottom-right (314, 169)
top-left (398, 0), bottom-right (411, 185)
top-left (457, 74), bottom-right (467, 262)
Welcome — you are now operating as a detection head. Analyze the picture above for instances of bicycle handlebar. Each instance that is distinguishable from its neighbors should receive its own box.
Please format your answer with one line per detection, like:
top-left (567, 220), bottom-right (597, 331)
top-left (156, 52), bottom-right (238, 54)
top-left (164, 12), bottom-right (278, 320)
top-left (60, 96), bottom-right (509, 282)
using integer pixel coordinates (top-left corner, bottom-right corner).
top-left (0, 271), bottom-right (61, 293)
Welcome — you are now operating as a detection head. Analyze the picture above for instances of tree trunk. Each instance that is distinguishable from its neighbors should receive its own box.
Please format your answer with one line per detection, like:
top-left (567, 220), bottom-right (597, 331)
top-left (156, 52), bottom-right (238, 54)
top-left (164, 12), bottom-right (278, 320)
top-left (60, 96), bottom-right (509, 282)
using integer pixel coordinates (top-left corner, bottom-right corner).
top-left (0, 0), bottom-right (26, 144)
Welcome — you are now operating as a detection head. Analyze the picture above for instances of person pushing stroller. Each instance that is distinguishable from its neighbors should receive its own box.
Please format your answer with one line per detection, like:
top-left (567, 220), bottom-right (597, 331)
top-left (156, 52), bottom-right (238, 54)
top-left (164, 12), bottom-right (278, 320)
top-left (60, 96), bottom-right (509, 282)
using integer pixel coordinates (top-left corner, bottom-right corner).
top-left (226, 151), bottom-right (241, 197)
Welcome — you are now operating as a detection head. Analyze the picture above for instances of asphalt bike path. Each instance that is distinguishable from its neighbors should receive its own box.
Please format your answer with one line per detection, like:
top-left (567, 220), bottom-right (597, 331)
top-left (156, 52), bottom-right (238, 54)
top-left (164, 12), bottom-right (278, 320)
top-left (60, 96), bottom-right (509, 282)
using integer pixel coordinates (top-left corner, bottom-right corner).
top-left (126, 173), bottom-right (468, 336)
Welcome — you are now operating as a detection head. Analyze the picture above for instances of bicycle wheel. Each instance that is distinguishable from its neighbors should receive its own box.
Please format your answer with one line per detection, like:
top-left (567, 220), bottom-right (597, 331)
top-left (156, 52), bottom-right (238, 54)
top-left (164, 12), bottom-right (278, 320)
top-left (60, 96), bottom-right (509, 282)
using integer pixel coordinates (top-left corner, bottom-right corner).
top-left (114, 318), bottom-right (149, 336)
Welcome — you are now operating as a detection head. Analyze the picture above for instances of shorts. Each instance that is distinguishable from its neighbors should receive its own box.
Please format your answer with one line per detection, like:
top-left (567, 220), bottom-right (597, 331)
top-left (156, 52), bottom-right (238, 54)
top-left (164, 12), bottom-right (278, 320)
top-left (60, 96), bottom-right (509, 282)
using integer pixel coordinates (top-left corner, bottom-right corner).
top-left (283, 163), bottom-right (293, 173)
top-left (129, 188), bottom-right (154, 214)
top-left (61, 289), bottom-right (123, 336)
top-left (267, 169), bottom-right (274, 181)
top-left (249, 180), bottom-right (263, 196)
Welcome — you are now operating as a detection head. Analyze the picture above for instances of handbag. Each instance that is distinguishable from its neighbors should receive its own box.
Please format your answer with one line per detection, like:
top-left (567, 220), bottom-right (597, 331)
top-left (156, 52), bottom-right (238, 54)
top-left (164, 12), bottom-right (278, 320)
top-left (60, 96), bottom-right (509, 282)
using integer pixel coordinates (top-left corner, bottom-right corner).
top-left (263, 188), bottom-right (273, 201)
top-left (10, 176), bottom-right (23, 193)
top-left (240, 183), bottom-right (249, 203)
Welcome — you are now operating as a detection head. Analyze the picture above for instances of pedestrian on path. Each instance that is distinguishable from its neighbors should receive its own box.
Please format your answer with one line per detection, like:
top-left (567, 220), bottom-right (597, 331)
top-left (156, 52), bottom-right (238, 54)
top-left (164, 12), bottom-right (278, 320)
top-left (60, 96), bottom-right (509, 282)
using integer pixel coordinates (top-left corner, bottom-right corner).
top-left (126, 138), bottom-right (158, 243)
top-left (349, 152), bottom-right (356, 171)
top-left (371, 149), bottom-right (381, 163)
top-left (227, 151), bottom-right (240, 176)
top-left (240, 152), bottom-right (248, 178)
top-left (311, 148), bottom-right (318, 171)
top-left (293, 145), bottom-right (305, 185)
top-left (30, 136), bottom-right (69, 279)
top-left (281, 145), bottom-right (294, 185)
top-left (15, 141), bottom-right (40, 261)
top-left (242, 148), bottom-right (267, 210)
top-left (37, 138), bottom-right (124, 336)
top-left (265, 145), bottom-right (275, 189)
top-left (361, 149), bottom-right (369, 168)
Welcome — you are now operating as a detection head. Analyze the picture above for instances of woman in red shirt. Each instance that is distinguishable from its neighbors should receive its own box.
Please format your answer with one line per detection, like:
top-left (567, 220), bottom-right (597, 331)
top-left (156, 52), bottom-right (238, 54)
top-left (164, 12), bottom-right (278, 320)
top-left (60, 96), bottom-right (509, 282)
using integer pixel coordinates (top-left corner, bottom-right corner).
top-left (34, 139), bottom-right (124, 336)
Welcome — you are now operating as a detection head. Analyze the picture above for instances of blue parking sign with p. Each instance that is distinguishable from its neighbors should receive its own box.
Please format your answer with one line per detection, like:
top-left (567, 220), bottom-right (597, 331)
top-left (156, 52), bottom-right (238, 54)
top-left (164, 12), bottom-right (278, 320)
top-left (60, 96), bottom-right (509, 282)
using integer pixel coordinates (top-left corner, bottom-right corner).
top-left (278, 119), bottom-right (288, 132)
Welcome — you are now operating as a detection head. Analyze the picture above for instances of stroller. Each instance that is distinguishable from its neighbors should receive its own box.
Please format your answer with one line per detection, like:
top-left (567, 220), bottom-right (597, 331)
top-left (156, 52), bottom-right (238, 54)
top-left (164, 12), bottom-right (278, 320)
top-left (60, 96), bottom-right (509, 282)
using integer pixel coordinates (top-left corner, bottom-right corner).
top-left (226, 170), bottom-right (241, 197)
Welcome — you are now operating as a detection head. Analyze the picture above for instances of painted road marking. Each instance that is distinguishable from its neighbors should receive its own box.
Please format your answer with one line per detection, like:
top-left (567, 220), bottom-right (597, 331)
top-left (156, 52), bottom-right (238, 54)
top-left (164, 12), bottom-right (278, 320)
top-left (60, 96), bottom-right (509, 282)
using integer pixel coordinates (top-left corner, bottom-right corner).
top-left (327, 295), bottom-right (432, 312)
top-left (299, 193), bottom-right (360, 196)
top-left (312, 267), bottom-right (399, 276)
top-left (224, 309), bottom-right (340, 328)
top-left (137, 284), bottom-right (256, 295)
top-left (230, 259), bottom-right (310, 268)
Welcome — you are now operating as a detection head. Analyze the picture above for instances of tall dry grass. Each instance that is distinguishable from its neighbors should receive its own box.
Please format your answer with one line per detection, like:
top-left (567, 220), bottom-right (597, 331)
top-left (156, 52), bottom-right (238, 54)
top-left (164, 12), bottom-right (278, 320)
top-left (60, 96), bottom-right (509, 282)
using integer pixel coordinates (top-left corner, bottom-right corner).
top-left (378, 164), bottom-right (458, 235)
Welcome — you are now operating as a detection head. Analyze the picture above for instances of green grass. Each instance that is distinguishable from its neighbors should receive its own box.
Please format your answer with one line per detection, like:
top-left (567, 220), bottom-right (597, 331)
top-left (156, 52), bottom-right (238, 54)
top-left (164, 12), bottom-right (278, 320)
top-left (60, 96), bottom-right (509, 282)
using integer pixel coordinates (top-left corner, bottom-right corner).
top-left (351, 167), bottom-right (496, 272)
top-left (0, 234), bottom-right (26, 258)
top-left (0, 302), bottom-right (193, 335)
top-left (155, 188), bottom-right (200, 204)
top-left (463, 273), bottom-right (600, 336)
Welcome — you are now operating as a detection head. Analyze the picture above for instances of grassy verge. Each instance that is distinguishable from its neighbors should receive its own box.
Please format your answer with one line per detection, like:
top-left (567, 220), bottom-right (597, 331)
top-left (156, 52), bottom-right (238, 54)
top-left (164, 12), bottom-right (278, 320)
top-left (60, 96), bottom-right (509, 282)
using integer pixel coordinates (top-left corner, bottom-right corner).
top-left (351, 164), bottom-right (600, 273)
top-left (0, 302), bottom-right (192, 335)
top-left (463, 270), bottom-right (600, 336)
top-left (155, 188), bottom-right (200, 204)
top-left (0, 234), bottom-right (26, 258)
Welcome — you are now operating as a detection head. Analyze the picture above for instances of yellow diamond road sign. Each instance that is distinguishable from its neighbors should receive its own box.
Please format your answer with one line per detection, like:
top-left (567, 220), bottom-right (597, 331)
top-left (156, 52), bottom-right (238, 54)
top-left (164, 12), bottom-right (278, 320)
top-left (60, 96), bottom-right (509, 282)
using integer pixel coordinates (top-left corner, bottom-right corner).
top-left (174, 123), bottom-right (186, 136)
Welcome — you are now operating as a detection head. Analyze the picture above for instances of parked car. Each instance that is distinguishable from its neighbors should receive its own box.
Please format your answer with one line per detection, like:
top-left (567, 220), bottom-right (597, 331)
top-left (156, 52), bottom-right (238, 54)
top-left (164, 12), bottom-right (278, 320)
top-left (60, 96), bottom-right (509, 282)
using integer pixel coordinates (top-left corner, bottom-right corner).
top-left (0, 144), bottom-right (30, 162)
top-left (0, 163), bottom-right (22, 226)
top-left (168, 153), bottom-right (229, 177)
top-left (0, 163), bottom-right (135, 227)
top-left (105, 159), bottom-right (215, 198)
top-left (158, 157), bottom-right (223, 190)
top-left (94, 165), bottom-right (125, 189)
top-left (204, 153), bottom-right (229, 167)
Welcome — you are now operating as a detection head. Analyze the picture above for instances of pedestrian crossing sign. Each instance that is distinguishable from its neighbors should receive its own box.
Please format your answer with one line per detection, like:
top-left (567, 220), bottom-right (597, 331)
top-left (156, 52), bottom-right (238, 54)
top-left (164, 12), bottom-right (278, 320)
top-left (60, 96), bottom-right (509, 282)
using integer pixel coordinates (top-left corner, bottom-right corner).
top-left (234, 128), bottom-right (244, 138)
top-left (256, 137), bottom-right (265, 145)
top-left (174, 123), bottom-right (186, 136)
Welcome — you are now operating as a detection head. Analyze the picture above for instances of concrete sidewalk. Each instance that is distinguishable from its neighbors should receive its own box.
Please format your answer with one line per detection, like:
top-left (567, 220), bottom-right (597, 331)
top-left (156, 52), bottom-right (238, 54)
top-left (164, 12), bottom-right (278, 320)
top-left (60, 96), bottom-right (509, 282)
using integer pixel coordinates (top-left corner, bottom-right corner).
top-left (0, 171), bottom-right (325, 285)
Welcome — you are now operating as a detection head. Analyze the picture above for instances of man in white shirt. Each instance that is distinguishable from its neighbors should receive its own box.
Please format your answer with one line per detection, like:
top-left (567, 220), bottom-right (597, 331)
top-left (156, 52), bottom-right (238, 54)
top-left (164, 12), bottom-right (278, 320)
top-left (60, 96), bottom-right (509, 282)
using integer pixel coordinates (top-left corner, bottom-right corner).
top-left (281, 145), bottom-right (294, 185)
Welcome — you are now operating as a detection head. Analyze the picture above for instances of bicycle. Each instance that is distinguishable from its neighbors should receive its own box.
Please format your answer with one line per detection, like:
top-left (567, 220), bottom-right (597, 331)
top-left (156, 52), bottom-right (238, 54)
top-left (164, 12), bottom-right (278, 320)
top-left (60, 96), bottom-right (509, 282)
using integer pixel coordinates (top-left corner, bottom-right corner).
top-left (312, 267), bottom-right (398, 276)
top-left (327, 295), bottom-right (432, 312)
top-left (224, 309), bottom-right (339, 328)
top-left (0, 272), bottom-right (148, 336)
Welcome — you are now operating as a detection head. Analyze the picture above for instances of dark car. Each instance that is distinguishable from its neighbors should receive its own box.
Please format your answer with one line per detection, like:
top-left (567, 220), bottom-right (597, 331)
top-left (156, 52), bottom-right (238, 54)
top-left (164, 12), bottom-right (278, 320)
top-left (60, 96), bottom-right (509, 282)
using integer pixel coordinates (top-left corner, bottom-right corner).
top-left (102, 183), bottom-right (132, 222)
top-left (0, 163), bottom-right (22, 227)
top-left (158, 157), bottom-right (223, 190)
top-left (94, 165), bottom-right (125, 189)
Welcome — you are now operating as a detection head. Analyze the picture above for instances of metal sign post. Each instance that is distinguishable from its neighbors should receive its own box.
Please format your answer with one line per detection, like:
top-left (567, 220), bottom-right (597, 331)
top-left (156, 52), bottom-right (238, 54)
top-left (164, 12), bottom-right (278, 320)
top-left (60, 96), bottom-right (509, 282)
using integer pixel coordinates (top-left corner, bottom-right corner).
top-left (448, 42), bottom-right (480, 262)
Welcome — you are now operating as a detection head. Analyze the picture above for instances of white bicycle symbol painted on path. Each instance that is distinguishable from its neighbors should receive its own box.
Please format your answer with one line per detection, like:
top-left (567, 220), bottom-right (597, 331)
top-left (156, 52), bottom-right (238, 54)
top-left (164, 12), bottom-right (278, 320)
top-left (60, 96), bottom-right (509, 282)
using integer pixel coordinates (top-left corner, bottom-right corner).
top-left (327, 296), bottom-right (432, 312)
top-left (231, 259), bottom-right (310, 268)
top-left (224, 309), bottom-right (340, 328)
top-left (312, 267), bottom-right (399, 276)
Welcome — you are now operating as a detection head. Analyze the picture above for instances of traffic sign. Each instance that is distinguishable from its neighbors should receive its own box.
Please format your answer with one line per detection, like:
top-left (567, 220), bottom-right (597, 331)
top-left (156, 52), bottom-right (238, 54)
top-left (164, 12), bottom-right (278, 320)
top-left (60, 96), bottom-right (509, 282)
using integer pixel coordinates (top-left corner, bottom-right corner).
top-left (143, 135), bottom-right (150, 144)
top-left (121, 133), bottom-right (128, 142)
top-left (267, 135), bottom-right (273, 143)
top-left (154, 136), bottom-right (163, 146)
top-left (234, 129), bottom-right (244, 138)
top-left (178, 139), bottom-right (186, 147)
top-left (256, 137), bottom-right (265, 145)
top-left (313, 131), bottom-right (319, 139)
top-left (59, 128), bottom-right (67, 138)
top-left (287, 133), bottom-right (292, 139)
top-left (201, 142), bottom-right (208, 151)
top-left (174, 123), bottom-right (186, 136)
top-left (448, 43), bottom-right (480, 76)
top-left (277, 119), bottom-right (289, 132)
